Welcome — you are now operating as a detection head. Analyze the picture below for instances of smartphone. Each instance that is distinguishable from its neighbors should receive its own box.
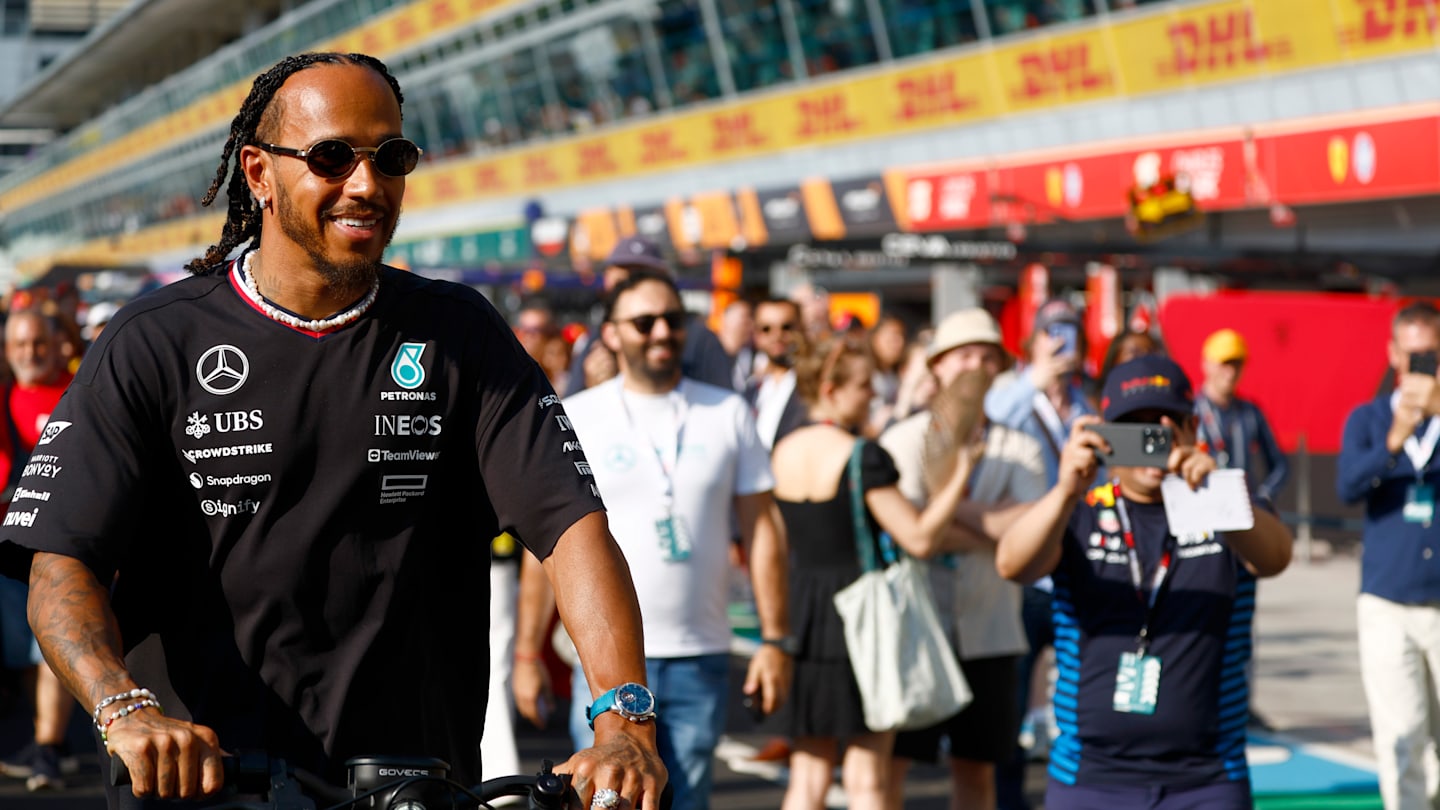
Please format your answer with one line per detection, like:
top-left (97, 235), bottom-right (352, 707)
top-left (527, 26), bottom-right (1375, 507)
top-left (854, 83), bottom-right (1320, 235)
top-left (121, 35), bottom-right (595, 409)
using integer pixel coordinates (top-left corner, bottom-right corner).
top-left (1088, 423), bottom-right (1173, 468)
top-left (742, 694), bottom-right (767, 723)
top-left (1411, 351), bottom-right (1438, 376)
top-left (1048, 322), bottom-right (1079, 357)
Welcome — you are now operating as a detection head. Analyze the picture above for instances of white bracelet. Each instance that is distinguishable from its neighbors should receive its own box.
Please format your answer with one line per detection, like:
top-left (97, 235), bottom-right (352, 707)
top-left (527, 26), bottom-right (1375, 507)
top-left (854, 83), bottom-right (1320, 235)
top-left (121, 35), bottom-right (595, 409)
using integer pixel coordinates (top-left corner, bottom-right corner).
top-left (92, 687), bottom-right (157, 732)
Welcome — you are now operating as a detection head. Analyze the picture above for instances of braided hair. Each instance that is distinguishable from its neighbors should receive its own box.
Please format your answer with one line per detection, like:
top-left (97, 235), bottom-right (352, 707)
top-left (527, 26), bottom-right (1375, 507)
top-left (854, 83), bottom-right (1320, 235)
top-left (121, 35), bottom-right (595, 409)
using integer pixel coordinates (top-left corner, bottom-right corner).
top-left (186, 52), bottom-right (406, 275)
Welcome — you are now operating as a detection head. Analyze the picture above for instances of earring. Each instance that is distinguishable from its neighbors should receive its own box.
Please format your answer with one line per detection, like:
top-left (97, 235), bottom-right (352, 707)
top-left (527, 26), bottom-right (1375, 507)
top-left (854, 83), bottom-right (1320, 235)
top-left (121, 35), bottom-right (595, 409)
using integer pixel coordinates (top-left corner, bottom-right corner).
top-left (257, 196), bottom-right (269, 210)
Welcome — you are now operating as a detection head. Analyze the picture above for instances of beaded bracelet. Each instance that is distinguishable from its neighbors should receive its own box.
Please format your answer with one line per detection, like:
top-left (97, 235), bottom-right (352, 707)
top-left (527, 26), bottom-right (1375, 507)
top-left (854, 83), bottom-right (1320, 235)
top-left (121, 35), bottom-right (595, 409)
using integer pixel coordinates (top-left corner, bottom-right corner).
top-left (93, 687), bottom-right (157, 733)
top-left (101, 698), bottom-right (164, 744)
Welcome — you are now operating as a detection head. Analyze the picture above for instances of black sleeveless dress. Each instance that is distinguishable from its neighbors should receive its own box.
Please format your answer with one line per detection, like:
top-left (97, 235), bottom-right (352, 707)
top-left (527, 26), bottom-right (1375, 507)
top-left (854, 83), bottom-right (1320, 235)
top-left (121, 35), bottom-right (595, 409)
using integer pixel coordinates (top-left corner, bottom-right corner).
top-left (771, 440), bottom-right (899, 737)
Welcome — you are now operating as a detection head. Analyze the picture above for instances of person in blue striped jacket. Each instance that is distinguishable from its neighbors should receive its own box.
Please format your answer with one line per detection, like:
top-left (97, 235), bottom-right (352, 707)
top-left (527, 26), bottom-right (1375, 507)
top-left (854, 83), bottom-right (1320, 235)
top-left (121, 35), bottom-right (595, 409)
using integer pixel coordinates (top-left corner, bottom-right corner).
top-left (995, 355), bottom-right (1293, 809)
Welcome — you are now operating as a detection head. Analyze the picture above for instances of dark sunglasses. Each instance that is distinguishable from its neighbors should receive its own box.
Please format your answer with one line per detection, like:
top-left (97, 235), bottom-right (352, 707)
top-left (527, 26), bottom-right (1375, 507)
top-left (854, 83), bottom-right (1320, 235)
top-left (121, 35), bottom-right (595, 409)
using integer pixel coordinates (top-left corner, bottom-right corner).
top-left (757, 322), bottom-right (797, 335)
top-left (616, 310), bottom-right (686, 334)
top-left (259, 138), bottom-right (423, 179)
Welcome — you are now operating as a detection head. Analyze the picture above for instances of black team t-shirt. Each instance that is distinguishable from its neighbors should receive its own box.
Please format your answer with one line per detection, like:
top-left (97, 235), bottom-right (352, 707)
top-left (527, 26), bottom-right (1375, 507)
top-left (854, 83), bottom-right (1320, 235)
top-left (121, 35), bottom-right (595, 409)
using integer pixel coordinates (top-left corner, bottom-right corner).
top-left (0, 262), bottom-right (603, 784)
top-left (1049, 480), bottom-right (1256, 788)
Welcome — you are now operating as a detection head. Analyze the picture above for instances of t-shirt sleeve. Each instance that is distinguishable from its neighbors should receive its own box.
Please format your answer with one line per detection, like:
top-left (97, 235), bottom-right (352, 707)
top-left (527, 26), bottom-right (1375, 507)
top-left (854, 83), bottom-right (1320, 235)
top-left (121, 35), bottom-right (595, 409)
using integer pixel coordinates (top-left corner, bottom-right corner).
top-left (879, 417), bottom-right (927, 507)
top-left (472, 305), bottom-right (603, 562)
top-left (732, 395), bottom-right (775, 496)
top-left (859, 440), bottom-right (901, 492)
top-left (0, 332), bottom-right (158, 581)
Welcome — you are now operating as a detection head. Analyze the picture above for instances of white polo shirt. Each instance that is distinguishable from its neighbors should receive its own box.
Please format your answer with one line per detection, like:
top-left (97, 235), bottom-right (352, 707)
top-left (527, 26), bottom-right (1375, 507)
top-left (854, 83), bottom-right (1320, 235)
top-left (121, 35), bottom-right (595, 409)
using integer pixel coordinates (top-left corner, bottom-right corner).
top-left (564, 376), bottom-right (774, 657)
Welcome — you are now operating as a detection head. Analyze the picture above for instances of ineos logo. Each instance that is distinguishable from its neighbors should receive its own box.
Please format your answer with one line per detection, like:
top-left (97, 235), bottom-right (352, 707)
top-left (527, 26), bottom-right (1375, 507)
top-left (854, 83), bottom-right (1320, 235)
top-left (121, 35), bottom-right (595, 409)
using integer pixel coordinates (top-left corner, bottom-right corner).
top-left (196, 345), bottom-right (250, 396)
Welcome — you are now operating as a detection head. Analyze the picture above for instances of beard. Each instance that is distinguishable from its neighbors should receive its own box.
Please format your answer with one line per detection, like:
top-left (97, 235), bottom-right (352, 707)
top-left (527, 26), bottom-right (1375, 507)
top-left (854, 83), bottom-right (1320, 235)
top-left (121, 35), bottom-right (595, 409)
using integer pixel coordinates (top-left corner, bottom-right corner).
top-left (621, 337), bottom-right (682, 388)
top-left (274, 182), bottom-right (395, 289)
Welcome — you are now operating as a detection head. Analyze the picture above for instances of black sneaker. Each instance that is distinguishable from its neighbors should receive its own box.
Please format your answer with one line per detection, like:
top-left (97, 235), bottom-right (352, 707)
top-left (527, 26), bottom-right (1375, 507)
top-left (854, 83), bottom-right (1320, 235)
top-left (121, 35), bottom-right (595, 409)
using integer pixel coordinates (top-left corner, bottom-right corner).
top-left (0, 741), bottom-right (78, 779)
top-left (25, 743), bottom-right (64, 791)
top-left (0, 741), bottom-right (38, 779)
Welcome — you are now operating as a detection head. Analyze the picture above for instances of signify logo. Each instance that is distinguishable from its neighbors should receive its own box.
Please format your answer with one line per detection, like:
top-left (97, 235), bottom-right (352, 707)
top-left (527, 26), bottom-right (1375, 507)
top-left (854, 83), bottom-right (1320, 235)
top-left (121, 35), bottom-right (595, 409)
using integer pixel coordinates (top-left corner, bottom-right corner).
top-left (200, 499), bottom-right (260, 518)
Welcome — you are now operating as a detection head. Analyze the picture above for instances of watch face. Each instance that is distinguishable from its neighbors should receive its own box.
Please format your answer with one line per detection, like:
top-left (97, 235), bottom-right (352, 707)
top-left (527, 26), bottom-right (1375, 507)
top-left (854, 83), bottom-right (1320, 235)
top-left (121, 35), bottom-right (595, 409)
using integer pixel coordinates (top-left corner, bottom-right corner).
top-left (616, 683), bottom-right (656, 716)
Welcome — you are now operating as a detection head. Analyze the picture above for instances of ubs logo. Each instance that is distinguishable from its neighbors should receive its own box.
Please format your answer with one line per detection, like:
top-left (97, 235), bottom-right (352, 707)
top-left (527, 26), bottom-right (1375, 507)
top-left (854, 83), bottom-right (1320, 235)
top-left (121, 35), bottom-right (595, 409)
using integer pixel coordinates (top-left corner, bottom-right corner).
top-left (215, 410), bottom-right (264, 433)
top-left (196, 345), bottom-right (250, 396)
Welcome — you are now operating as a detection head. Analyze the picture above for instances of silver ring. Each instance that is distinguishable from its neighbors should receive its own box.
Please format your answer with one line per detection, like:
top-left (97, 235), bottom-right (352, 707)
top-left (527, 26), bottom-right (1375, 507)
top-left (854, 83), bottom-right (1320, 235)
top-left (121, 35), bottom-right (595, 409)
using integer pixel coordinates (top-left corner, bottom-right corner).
top-left (591, 788), bottom-right (621, 809)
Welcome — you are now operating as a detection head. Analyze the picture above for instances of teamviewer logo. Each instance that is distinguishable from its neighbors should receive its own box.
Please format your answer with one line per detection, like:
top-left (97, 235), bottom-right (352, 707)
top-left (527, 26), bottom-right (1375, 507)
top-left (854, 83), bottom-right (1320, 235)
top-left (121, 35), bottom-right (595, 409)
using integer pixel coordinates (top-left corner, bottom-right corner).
top-left (368, 449), bottom-right (381, 462)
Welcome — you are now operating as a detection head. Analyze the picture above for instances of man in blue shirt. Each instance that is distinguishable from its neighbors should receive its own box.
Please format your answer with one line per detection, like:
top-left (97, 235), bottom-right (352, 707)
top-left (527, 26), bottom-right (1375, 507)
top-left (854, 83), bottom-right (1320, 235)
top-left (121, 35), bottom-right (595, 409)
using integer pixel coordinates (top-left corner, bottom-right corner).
top-left (1196, 328), bottom-right (1289, 504)
top-left (1338, 301), bottom-right (1440, 810)
top-left (997, 355), bottom-right (1292, 809)
top-left (987, 300), bottom-right (1096, 484)
top-left (987, 299), bottom-right (1096, 808)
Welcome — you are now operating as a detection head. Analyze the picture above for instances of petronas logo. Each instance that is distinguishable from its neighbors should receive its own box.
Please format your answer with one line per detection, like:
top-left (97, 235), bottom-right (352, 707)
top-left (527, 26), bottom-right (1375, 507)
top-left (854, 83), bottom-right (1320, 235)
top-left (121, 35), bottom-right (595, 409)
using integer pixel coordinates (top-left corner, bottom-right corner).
top-left (391, 342), bottom-right (427, 390)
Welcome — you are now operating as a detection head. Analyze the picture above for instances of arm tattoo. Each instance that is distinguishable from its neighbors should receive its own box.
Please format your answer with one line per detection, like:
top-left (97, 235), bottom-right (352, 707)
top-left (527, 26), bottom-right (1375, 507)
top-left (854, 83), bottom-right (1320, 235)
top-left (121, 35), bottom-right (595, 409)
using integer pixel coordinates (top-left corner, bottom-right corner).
top-left (27, 552), bottom-right (135, 708)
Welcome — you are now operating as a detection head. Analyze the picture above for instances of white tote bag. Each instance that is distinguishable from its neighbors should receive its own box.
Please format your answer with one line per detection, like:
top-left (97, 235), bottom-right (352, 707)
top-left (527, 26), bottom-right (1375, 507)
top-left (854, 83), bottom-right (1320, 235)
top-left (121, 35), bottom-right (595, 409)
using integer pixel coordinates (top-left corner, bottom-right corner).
top-left (833, 441), bottom-right (972, 732)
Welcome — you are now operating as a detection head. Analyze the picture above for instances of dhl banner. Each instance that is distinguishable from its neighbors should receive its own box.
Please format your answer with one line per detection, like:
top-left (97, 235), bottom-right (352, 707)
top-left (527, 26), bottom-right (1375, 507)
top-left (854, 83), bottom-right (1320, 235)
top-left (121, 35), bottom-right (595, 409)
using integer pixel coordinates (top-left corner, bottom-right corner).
top-left (10, 0), bottom-right (1440, 221)
top-left (378, 0), bottom-right (1440, 213)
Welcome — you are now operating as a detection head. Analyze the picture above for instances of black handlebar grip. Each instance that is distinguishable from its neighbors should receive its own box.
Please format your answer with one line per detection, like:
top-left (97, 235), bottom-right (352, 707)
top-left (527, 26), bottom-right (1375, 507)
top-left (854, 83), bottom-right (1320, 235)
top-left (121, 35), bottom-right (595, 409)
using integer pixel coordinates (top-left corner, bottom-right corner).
top-left (109, 754), bottom-right (129, 787)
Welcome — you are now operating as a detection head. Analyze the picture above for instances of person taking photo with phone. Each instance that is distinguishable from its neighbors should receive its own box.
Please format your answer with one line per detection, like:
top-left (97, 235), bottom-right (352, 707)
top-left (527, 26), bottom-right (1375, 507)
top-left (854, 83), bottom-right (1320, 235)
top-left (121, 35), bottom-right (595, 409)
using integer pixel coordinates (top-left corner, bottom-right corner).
top-left (996, 355), bottom-right (1293, 810)
top-left (985, 299), bottom-right (1097, 808)
top-left (1339, 301), bottom-right (1440, 810)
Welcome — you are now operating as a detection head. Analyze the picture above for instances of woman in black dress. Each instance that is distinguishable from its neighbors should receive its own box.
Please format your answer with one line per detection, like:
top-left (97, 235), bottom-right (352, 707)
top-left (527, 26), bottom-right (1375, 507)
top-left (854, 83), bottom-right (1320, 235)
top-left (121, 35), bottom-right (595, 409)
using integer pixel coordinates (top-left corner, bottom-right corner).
top-left (770, 339), bottom-right (978, 810)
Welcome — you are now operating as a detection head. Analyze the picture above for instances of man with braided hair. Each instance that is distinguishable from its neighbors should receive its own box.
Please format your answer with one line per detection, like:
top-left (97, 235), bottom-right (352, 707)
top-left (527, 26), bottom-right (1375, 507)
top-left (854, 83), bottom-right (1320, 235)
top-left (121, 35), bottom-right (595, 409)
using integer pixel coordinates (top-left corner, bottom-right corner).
top-left (0, 52), bottom-right (666, 809)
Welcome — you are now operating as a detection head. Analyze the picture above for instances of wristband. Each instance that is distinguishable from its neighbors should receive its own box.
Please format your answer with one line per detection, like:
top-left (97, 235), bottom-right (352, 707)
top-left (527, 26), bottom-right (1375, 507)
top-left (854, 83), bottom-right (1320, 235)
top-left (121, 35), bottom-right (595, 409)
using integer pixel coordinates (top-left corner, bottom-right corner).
top-left (93, 687), bottom-right (157, 733)
top-left (761, 636), bottom-right (799, 655)
top-left (514, 652), bottom-right (544, 664)
top-left (101, 698), bottom-right (164, 744)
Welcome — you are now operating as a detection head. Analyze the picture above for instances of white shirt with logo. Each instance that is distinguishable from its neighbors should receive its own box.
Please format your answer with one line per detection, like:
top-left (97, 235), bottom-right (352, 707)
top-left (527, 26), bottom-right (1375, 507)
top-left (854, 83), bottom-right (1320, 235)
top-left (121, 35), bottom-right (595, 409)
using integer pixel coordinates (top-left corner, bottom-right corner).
top-left (564, 376), bottom-right (774, 657)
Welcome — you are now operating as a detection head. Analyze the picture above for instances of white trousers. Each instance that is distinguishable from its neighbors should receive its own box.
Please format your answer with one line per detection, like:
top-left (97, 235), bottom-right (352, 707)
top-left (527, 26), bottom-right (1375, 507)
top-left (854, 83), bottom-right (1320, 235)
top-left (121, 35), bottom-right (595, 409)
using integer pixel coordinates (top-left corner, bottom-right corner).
top-left (480, 560), bottom-right (521, 779)
top-left (1358, 593), bottom-right (1440, 810)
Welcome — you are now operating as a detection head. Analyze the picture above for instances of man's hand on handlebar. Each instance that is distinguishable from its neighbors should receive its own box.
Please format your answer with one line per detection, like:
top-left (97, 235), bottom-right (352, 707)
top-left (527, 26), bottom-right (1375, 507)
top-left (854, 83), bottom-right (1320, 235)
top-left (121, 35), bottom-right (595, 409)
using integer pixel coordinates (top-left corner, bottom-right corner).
top-left (107, 710), bottom-right (226, 800)
top-left (557, 715), bottom-right (667, 810)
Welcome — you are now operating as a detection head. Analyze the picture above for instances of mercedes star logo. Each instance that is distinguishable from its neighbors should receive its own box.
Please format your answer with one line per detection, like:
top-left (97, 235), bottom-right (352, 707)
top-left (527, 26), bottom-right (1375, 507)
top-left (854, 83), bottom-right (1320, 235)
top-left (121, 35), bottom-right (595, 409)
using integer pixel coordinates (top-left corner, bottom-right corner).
top-left (196, 344), bottom-right (250, 396)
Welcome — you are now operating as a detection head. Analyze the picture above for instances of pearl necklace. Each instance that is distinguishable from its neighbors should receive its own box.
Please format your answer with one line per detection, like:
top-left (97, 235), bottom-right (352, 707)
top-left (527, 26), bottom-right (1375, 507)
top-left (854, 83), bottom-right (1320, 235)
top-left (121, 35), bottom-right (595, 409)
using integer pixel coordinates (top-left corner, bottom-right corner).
top-left (239, 251), bottom-right (379, 333)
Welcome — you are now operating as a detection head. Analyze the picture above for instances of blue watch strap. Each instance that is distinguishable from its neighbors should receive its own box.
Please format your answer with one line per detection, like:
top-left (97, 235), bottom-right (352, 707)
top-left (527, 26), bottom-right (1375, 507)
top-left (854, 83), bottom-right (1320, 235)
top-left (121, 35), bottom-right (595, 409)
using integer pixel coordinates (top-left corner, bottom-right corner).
top-left (586, 687), bottom-right (617, 729)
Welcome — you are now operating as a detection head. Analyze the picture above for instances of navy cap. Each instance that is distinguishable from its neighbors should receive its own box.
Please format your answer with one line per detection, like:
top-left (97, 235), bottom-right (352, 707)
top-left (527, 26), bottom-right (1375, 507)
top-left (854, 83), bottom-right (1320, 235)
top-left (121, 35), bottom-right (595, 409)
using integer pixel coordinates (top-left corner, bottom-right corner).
top-left (1100, 355), bottom-right (1194, 421)
top-left (1033, 299), bottom-right (1081, 336)
top-left (605, 235), bottom-right (671, 273)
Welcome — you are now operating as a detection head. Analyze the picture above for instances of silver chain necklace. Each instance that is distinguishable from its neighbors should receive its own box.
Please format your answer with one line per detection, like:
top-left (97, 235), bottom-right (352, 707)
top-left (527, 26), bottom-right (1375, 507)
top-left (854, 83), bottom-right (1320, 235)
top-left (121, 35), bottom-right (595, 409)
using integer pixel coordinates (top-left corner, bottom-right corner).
top-left (239, 250), bottom-right (379, 332)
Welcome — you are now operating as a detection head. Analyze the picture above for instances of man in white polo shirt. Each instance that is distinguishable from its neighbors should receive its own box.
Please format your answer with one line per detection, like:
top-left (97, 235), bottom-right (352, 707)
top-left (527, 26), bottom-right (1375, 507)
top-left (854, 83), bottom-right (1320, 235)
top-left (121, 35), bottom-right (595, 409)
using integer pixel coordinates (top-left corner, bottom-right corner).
top-left (515, 271), bottom-right (790, 810)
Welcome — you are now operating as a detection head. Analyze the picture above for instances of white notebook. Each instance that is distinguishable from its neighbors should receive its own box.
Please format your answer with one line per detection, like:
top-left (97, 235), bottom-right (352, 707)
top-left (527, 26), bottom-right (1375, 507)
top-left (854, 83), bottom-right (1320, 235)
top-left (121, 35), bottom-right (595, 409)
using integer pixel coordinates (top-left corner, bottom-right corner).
top-left (1160, 469), bottom-right (1255, 535)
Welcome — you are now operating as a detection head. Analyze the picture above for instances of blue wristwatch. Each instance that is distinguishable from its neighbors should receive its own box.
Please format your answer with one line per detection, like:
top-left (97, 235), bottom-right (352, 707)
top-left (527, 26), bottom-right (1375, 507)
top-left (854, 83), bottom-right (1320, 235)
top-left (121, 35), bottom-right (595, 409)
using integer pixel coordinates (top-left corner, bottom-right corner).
top-left (586, 682), bottom-right (657, 729)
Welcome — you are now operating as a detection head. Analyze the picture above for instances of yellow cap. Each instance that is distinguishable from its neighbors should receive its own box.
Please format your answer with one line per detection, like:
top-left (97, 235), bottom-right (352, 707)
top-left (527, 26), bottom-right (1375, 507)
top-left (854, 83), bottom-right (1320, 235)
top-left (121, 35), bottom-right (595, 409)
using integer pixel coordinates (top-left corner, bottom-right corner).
top-left (1202, 329), bottom-right (1248, 364)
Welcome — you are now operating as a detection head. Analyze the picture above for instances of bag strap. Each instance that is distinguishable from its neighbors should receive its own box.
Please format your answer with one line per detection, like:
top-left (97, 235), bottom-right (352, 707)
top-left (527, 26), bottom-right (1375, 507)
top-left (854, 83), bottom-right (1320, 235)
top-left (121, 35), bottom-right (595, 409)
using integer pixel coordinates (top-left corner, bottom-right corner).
top-left (847, 439), bottom-right (880, 573)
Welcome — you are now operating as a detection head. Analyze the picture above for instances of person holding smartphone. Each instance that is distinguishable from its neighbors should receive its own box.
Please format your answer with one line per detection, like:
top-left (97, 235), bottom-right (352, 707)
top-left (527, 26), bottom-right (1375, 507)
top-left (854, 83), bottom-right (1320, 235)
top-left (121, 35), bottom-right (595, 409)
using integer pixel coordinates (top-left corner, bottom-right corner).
top-left (996, 355), bottom-right (1293, 809)
top-left (988, 300), bottom-right (1095, 486)
top-left (1339, 301), bottom-right (1440, 810)
top-left (985, 299), bottom-right (1097, 808)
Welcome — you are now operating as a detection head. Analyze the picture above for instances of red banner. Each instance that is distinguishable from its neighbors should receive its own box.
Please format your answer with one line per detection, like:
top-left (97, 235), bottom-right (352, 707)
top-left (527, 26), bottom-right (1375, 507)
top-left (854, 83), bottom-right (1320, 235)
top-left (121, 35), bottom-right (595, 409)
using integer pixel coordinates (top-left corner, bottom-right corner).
top-left (989, 137), bottom-right (1252, 223)
top-left (1257, 115), bottom-right (1440, 205)
top-left (1160, 291), bottom-right (1398, 455)
top-left (891, 107), bottom-right (1440, 229)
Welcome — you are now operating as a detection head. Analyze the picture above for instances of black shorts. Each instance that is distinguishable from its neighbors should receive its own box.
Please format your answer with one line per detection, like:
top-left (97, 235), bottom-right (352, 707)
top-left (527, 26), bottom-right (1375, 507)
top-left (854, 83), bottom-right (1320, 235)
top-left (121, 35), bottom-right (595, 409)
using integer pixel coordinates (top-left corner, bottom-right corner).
top-left (892, 654), bottom-right (1021, 764)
